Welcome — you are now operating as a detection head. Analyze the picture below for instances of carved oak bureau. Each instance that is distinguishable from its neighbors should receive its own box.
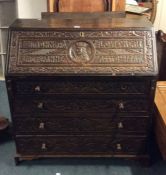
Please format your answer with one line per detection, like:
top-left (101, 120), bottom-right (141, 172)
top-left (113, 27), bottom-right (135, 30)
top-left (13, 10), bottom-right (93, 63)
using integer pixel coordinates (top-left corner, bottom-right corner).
top-left (5, 13), bottom-right (158, 164)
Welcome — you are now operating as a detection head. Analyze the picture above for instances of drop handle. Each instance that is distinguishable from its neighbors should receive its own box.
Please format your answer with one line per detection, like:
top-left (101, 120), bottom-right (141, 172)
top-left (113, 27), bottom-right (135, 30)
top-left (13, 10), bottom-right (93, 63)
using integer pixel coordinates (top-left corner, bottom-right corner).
top-left (121, 85), bottom-right (128, 90)
top-left (41, 143), bottom-right (47, 150)
top-left (37, 102), bottom-right (44, 109)
top-left (34, 86), bottom-right (41, 92)
top-left (119, 102), bottom-right (124, 110)
top-left (116, 144), bottom-right (122, 150)
top-left (39, 122), bottom-right (45, 129)
top-left (118, 122), bottom-right (123, 129)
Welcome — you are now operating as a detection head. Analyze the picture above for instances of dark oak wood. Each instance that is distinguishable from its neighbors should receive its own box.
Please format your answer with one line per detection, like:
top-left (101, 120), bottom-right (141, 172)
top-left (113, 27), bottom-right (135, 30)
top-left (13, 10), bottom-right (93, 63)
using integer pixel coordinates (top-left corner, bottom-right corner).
top-left (5, 13), bottom-right (158, 164)
top-left (13, 116), bottom-right (150, 134)
top-left (9, 15), bottom-right (153, 29)
top-left (41, 11), bottom-right (126, 19)
top-left (15, 135), bottom-right (147, 155)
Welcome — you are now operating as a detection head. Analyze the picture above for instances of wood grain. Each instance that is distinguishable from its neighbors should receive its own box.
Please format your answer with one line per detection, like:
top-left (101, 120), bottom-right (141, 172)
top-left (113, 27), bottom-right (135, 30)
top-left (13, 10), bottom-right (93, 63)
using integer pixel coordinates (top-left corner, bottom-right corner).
top-left (111, 0), bottom-right (125, 11)
top-left (155, 81), bottom-right (166, 160)
top-left (6, 15), bottom-right (157, 165)
top-left (58, 0), bottom-right (107, 12)
top-left (47, 0), bottom-right (126, 12)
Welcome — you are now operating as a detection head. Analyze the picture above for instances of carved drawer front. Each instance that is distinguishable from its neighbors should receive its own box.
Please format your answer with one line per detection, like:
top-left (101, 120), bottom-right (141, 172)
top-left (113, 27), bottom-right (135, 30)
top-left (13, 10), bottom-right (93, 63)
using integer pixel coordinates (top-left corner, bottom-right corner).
top-left (16, 135), bottom-right (147, 155)
top-left (14, 117), bottom-right (150, 134)
top-left (14, 80), bottom-right (149, 96)
top-left (13, 98), bottom-right (148, 114)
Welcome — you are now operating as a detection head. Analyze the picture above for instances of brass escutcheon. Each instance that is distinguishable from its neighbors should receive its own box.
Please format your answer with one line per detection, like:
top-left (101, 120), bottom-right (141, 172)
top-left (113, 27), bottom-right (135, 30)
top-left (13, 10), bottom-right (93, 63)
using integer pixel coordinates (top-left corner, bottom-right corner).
top-left (116, 144), bottom-right (122, 150)
top-left (35, 86), bottom-right (40, 92)
top-left (80, 32), bottom-right (85, 37)
top-left (37, 102), bottom-right (43, 109)
top-left (119, 102), bottom-right (124, 110)
top-left (41, 143), bottom-right (47, 150)
top-left (39, 122), bottom-right (45, 129)
top-left (118, 122), bottom-right (123, 129)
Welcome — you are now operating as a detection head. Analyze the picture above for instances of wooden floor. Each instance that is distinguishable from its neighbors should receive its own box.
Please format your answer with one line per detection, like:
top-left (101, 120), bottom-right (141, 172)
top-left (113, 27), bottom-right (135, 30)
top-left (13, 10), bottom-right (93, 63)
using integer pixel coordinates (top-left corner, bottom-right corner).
top-left (155, 81), bottom-right (166, 160)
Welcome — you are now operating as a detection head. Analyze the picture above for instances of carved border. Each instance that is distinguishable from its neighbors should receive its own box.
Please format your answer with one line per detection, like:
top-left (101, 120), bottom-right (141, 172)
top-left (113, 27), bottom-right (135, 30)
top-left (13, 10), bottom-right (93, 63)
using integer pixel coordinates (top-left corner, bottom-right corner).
top-left (8, 30), bottom-right (155, 75)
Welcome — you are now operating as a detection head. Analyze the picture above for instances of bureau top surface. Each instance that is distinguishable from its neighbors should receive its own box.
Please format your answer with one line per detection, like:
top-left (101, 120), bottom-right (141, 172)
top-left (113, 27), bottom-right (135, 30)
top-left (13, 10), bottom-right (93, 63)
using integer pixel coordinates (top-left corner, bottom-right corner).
top-left (11, 13), bottom-right (152, 30)
top-left (6, 13), bottom-right (157, 76)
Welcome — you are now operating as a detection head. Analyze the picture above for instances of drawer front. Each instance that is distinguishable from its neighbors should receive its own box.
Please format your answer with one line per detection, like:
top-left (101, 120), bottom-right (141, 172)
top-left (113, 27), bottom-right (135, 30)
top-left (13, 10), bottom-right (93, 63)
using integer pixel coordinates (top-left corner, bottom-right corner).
top-left (13, 98), bottom-right (148, 114)
top-left (14, 80), bottom-right (149, 95)
top-left (16, 135), bottom-right (147, 155)
top-left (14, 117), bottom-right (150, 134)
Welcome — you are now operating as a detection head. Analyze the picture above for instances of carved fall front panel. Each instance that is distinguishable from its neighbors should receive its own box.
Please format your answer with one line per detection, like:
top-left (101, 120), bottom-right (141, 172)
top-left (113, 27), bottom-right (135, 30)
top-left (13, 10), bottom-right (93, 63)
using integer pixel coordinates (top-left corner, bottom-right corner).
top-left (8, 30), bottom-right (156, 75)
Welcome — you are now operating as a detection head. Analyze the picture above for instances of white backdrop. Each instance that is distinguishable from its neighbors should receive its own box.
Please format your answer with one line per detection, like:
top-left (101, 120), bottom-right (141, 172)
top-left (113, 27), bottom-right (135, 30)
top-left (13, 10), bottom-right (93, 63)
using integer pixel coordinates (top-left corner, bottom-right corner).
top-left (17, 0), bottom-right (47, 19)
top-left (154, 0), bottom-right (166, 32)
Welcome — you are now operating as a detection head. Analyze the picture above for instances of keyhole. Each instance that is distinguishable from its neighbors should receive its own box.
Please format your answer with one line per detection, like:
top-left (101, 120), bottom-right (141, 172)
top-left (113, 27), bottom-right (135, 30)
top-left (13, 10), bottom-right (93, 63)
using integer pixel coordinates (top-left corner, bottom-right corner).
top-left (80, 32), bottom-right (85, 37)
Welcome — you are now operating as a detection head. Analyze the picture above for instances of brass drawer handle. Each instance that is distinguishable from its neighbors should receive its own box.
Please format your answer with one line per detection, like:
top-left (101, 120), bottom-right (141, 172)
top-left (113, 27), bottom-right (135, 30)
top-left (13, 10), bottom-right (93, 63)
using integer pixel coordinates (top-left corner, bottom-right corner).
top-left (116, 144), bottom-right (122, 150)
top-left (118, 122), bottom-right (123, 129)
top-left (34, 86), bottom-right (41, 92)
top-left (39, 122), bottom-right (45, 129)
top-left (119, 102), bottom-right (124, 109)
top-left (121, 85), bottom-right (128, 90)
top-left (41, 143), bottom-right (47, 150)
top-left (37, 102), bottom-right (44, 109)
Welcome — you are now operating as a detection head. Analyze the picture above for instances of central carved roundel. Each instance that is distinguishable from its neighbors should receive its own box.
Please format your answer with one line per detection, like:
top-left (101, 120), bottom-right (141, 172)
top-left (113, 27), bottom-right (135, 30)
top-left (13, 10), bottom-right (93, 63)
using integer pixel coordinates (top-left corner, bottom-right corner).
top-left (69, 41), bottom-right (95, 64)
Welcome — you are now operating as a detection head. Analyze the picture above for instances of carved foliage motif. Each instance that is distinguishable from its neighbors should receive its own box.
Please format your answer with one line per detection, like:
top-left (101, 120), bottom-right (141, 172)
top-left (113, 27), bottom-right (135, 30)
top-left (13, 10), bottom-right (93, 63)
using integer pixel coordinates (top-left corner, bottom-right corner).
top-left (16, 136), bottom-right (146, 155)
top-left (14, 117), bottom-right (149, 134)
top-left (15, 80), bottom-right (149, 95)
top-left (8, 30), bottom-right (155, 74)
top-left (13, 98), bottom-right (148, 114)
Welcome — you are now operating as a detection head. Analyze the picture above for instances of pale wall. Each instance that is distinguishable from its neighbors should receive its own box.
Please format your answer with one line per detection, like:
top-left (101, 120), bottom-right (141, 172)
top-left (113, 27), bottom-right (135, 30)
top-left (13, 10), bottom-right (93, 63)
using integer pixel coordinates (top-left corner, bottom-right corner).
top-left (17, 0), bottom-right (47, 19)
top-left (154, 0), bottom-right (166, 32)
top-left (17, 0), bottom-right (166, 32)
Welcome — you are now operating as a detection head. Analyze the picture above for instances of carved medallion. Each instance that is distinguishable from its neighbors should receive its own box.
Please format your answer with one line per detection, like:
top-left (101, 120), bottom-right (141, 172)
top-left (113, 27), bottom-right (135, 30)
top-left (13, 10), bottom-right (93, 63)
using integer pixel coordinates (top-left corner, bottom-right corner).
top-left (7, 30), bottom-right (157, 75)
top-left (69, 41), bottom-right (95, 64)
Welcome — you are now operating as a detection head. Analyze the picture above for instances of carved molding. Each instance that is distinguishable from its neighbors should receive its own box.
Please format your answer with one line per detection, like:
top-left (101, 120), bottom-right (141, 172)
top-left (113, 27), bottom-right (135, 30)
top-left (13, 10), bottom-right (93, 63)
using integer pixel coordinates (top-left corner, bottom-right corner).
top-left (16, 136), bottom-right (146, 154)
top-left (7, 30), bottom-right (156, 75)
top-left (15, 81), bottom-right (149, 95)
top-left (13, 98), bottom-right (148, 114)
top-left (14, 117), bottom-right (149, 134)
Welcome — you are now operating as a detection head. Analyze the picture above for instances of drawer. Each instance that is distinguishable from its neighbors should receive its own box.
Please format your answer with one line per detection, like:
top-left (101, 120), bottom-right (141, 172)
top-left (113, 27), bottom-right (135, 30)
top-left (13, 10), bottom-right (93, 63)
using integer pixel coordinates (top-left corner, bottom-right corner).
top-left (16, 135), bottom-right (147, 155)
top-left (13, 98), bottom-right (148, 114)
top-left (14, 117), bottom-right (150, 134)
top-left (13, 80), bottom-right (149, 96)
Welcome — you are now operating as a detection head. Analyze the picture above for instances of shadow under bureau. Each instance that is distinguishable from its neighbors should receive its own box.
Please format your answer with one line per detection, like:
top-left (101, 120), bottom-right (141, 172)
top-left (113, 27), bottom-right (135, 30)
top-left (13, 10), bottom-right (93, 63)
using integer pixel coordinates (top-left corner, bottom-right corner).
top-left (5, 13), bottom-right (158, 165)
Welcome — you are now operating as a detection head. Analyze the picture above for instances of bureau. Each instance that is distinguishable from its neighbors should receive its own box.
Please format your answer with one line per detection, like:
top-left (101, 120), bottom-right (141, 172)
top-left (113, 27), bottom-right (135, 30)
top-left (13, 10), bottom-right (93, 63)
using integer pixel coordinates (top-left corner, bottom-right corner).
top-left (5, 13), bottom-right (158, 164)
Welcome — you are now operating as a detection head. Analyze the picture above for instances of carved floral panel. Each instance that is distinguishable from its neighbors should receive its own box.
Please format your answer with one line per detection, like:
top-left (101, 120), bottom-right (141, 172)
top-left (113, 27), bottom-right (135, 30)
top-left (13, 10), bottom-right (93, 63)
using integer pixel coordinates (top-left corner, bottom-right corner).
top-left (8, 30), bottom-right (157, 75)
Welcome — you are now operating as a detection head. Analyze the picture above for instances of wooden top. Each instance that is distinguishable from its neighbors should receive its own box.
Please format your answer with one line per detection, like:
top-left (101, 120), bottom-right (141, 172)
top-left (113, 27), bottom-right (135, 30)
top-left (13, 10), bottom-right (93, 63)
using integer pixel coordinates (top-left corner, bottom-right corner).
top-left (155, 81), bottom-right (166, 127)
top-left (10, 12), bottom-right (152, 30)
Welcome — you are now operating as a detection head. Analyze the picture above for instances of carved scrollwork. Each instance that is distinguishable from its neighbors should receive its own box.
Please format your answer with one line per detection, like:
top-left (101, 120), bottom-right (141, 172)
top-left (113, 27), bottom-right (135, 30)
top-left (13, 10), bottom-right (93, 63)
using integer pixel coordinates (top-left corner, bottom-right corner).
top-left (16, 136), bottom-right (147, 155)
top-left (7, 30), bottom-right (156, 75)
top-left (15, 80), bottom-right (149, 95)
top-left (14, 117), bottom-right (149, 134)
top-left (13, 98), bottom-right (148, 114)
